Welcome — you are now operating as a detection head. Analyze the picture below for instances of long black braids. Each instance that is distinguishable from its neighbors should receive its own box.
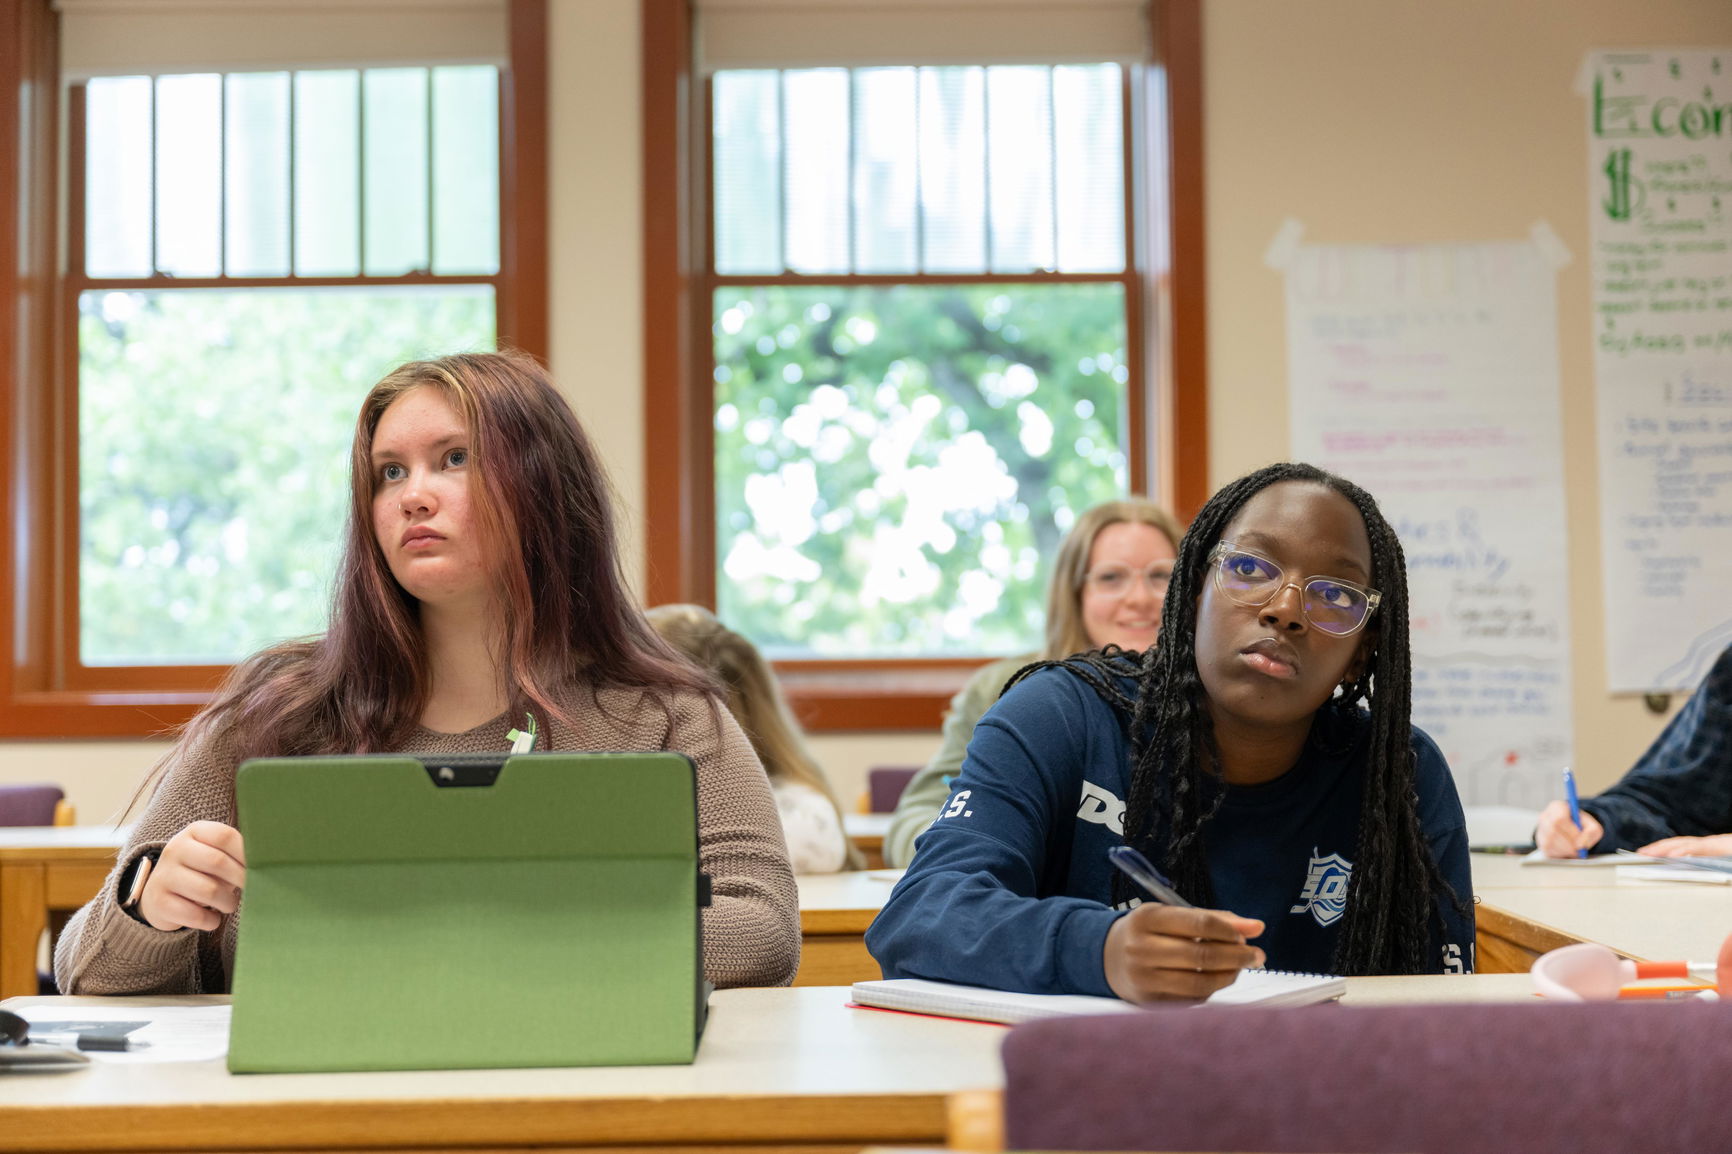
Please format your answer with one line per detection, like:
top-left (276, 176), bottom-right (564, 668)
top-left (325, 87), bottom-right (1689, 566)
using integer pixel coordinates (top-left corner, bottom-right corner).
top-left (1010, 462), bottom-right (1464, 975)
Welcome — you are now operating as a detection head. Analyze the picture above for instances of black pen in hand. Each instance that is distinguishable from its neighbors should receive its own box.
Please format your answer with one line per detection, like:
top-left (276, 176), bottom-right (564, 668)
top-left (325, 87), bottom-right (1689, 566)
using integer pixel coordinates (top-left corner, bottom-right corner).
top-left (1106, 844), bottom-right (1194, 907)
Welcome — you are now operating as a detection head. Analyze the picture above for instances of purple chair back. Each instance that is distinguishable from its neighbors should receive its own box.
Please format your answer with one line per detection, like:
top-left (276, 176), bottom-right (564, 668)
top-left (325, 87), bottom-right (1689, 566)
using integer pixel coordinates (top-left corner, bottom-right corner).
top-left (0, 783), bottom-right (65, 826)
top-left (1002, 1000), bottom-right (1732, 1153)
top-left (866, 766), bottom-right (919, 813)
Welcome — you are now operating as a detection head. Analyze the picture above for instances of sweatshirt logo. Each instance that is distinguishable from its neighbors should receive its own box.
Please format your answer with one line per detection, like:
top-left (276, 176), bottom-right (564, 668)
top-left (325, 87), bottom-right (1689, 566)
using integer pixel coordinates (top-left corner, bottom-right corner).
top-left (1289, 848), bottom-right (1352, 926)
top-left (1077, 781), bottom-right (1126, 835)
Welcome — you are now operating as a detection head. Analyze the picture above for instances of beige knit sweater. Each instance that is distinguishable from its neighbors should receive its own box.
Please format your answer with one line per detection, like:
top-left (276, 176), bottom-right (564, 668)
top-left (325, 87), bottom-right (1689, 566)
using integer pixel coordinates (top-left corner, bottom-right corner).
top-left (54, 683), bottom-right (801, 994)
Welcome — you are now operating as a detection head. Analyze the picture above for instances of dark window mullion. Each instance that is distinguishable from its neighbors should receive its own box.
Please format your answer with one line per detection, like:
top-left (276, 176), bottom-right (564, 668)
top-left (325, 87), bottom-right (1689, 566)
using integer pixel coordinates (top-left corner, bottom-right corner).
top-left (1047, 67), bottom-right (1059, 273)
top-left (75, 274), bottom-right (501, 291)
top-left (149, 76), bottom-right (160, 275)
top-left (982, 67), bottom-right (994, 274)
top-left (219, 73), bottom-right (228, 278)
top-left (914, 67), bottom-right (925, 275)
top-left (776, 71), bottom-right (788, 274)
top-left (846, 68), bottom-right (856, 274)
top-left (288, 72), bottom-right (298, 276)
top-left (357, 69), bottom-right (367, 275)
top-left (426, 68), bottom-right (436, 273)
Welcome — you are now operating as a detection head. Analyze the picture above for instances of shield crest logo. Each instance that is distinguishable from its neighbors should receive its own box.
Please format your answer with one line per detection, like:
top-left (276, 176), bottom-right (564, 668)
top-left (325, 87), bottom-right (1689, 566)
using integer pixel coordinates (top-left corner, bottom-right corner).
top-left (1288, 849), bottom-right (1353, 927)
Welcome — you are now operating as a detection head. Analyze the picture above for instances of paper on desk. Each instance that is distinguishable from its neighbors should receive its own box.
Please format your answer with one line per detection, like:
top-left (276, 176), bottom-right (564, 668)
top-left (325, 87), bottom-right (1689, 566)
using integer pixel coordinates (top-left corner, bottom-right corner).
top-left (1614, 850), bottom-right (1732, 878)
top-left (25, 1004), bottom-right (230, 1063)
top-left (1616, 863), bottom-right (1732, 885)
top-left (1520, 848), bottom-right (1621, 866)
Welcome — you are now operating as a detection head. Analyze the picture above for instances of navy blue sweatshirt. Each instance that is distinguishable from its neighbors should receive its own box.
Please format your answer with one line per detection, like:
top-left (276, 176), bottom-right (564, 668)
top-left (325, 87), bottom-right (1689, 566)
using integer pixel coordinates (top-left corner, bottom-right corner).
top-left (1582, 641), bottom-right (1732, 850)
top-left (866, 664), bottom-right (1475, 995)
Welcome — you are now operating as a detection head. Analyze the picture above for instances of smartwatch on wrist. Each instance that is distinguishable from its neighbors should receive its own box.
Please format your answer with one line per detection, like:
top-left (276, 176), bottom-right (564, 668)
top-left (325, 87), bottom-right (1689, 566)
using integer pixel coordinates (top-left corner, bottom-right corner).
top-left (119, 850), bottom-right (160, 921)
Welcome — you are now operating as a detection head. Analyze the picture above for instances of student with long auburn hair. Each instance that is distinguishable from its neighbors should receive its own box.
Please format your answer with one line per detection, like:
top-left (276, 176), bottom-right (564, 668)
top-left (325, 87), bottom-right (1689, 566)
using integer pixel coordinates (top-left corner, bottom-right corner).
top-left (868, 463), bottom-right (1474, 1000)
top-left (883, 498), bottom-right (1184, 867)
top-left (647, 603), bottom-right (863, 873)
top-left (56, 352), bottom-right (800, 994)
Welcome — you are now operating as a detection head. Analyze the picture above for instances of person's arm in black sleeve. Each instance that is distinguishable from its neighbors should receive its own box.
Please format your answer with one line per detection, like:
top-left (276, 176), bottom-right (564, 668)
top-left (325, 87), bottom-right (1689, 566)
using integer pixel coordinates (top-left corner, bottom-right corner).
top-left (1581, 645), bottom-right (1732, 852)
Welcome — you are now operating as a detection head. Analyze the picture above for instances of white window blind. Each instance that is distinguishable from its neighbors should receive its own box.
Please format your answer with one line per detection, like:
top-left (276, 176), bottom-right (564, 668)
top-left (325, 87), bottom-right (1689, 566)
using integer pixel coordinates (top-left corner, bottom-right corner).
top-left (696, 0), bottom-right (1148, 72)
top-left (57, 0), bottom-right (507, 79)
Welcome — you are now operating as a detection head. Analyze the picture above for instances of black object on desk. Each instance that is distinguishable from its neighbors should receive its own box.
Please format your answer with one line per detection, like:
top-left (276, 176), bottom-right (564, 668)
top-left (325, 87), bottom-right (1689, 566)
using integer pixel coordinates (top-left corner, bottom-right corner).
top-left (0, 1009), bottom-right (91, 1069)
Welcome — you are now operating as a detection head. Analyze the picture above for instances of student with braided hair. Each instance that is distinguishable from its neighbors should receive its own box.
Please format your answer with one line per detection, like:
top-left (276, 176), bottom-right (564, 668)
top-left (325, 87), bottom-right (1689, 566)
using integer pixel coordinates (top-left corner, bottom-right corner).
top-left (866, 463), bottom-right (1474, 1001)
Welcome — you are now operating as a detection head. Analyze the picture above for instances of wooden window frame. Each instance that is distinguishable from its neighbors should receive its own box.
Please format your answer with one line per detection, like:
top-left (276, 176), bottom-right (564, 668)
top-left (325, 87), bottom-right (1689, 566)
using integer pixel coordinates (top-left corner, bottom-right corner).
top-left (641, 0), bottom-right (1207, 732)
top-left (0, 0), bottom-right (549, 737)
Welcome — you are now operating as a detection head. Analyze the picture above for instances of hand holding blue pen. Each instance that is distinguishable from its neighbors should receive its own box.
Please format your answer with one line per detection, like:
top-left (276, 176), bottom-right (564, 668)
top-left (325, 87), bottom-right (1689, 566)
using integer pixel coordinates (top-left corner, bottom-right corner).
top-left (1563, 767), bottom-right (1587, 859)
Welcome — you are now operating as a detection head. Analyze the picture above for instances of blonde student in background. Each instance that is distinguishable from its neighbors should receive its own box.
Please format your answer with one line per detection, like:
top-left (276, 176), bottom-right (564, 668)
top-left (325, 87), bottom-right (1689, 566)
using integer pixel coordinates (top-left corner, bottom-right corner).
top-left (883, 499), bottom-right (1185, 868)
top-left (56, 352), bottom-right (800, 996)
top-left (648, 603), bottom-right (862, 874)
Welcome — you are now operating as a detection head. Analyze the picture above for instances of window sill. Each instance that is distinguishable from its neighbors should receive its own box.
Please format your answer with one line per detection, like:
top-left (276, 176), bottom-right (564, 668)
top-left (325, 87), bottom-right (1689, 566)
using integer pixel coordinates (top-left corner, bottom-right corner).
top-left (0, 661), bottom-right (996, 737)
top-left (777, 661), bottom-right (985, 732)
top-left (0, 690), bottom-right (204, 738)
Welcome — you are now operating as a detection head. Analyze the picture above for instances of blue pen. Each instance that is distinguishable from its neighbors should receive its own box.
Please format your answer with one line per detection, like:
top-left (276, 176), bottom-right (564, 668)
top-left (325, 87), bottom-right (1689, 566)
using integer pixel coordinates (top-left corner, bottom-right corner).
top-left (1563, 766), bottom-right (1587, 859)
top-left (1107, 845), bottom-right (1194, 908)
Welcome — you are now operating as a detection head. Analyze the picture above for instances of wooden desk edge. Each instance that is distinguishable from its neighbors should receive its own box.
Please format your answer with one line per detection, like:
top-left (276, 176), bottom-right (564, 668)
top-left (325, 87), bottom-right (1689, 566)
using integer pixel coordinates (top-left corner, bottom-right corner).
top-left (0, 846), bottom-right (122, 863)
top-left (3, 1090), bottom-right (955, 1153)
top-left (800, 908), bottom-right (879, 935)
top-left (1474, 898), bottom-right (1643, 974)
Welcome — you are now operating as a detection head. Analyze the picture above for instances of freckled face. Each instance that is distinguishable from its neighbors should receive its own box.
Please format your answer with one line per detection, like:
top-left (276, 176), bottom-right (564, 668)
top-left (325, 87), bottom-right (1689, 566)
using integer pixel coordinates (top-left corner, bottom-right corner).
top-left (370, 387), bottom-right (491, 611)
top-left (1080, 521), bottom-right (1178, 652)
top-left (1193, 481), bottom-right (1376, 736)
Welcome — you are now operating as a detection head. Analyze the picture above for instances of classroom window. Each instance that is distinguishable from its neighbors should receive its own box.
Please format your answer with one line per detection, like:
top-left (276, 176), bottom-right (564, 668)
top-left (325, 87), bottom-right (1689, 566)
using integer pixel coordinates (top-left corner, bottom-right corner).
top-left (71, 69), bottom-right (499, 668)
top-left (708, 65), bottom-right (1137, 658)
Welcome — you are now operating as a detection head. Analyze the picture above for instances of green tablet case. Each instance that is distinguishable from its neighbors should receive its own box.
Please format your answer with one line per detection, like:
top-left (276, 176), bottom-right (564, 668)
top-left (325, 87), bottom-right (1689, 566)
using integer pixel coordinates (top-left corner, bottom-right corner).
top-left (228, 752), bottom-right (706, 1073)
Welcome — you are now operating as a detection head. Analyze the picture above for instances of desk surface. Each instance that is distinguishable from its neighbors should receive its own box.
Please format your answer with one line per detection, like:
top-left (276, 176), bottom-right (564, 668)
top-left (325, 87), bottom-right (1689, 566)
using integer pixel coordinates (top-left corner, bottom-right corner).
top-left (1471, 852), bottom-right (1642, 888)
top-left (843, 812), bottom-right (892, 842)
top-left (1470, 850), bottom-right (1732, 966)
top-left (0, 825), bottom-right (126, 858)
top-left (796, 867), bottom-right (899, 925)
top-left (1478, 884), bottom-right (1729, 961)
top-left (0, 986), bottom-right (998, 1151)
top-left (0, 976), bottom-right (1535, 1152)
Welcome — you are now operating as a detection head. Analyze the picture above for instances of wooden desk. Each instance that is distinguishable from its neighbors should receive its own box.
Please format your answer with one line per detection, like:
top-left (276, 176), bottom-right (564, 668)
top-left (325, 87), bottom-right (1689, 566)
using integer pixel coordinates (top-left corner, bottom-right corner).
top-left (0, 827), bottom-right (126, 1000)
top-left (0, 986), bottom-right (1006, 1153)
top-left (1470, 851), bottom-right (1732, 972)
top-left (0, 976), bottom-right (1542, 1153)
top-left (794, 869), bottom-right (898, 986)
top-left (844, 812), bottom-right (892, 869)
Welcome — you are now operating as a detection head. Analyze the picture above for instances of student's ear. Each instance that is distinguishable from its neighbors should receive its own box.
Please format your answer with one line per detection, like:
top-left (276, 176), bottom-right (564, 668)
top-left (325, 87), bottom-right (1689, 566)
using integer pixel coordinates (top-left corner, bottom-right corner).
top-left (1342, 627), bottom-right (1378, 689)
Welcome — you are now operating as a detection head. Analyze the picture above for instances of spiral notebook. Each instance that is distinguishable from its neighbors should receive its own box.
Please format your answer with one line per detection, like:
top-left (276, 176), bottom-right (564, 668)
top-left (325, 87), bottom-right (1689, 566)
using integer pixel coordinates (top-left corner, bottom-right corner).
top-left (851, 970), bottom-right (1344, 1024)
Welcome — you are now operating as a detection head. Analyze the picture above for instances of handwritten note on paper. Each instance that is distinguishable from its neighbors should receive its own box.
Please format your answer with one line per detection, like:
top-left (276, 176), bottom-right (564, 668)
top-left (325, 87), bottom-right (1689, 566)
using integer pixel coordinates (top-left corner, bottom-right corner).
top-left (1277, 233), bottom-right (1573, 808)
top-left (1586, 50), bottom-right (1732, 691)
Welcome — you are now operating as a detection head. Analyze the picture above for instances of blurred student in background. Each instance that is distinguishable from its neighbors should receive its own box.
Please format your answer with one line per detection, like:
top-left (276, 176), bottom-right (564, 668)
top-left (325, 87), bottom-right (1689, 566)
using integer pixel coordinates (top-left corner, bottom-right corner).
top-left (1535, 640), bottom-right (1732, 858)
top-left (883, 498), bottom-right (1185, 867)
top-left (649, 603), bottom-right (862, 874)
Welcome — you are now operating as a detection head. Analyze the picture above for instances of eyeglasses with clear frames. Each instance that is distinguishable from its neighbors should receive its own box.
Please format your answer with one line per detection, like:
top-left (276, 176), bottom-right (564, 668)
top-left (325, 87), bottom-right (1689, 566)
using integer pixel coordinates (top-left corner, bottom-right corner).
top-left (1083, 562), bottom-right (1174, 601)
top-left (1207, 541), bottom-right (1381, 637)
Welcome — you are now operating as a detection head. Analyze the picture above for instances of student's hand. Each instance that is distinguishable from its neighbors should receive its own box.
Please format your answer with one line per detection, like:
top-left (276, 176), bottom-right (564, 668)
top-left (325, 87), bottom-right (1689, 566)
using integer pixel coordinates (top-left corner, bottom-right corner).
top-left (1103, 903), bottom-right (1266, 1003)
top-left (1637, 833), bottom-right (1732, 858)
top-left (1534, 800), bottom-right (1603, 858)
top-left (138, 821), bottom-right (247, 933)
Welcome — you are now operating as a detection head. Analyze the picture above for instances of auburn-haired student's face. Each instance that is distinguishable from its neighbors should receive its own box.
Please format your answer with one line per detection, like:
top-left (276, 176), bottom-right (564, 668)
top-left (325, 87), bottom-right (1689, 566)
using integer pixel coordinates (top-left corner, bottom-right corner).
top-left (369, 386), bottom-right (491, 612)
top-left (1193, 481), bottom-right (1375, 734)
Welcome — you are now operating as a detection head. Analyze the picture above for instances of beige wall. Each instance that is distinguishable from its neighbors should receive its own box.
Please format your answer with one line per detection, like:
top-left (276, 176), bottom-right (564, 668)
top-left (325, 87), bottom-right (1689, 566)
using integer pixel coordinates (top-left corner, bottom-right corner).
top-left (6, 0), bottom-right (1731, 822)
top-left (1204, 0), bottom-right (1732, 793)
